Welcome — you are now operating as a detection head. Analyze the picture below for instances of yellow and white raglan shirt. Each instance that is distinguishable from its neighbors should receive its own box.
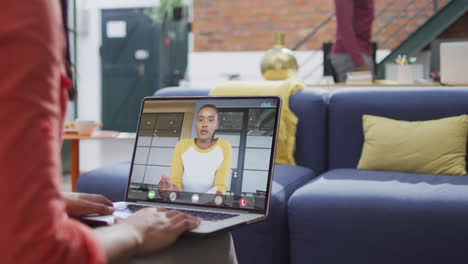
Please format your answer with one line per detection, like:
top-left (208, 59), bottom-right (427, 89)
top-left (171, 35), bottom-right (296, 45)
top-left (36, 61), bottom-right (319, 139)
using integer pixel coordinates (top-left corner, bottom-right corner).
top-left (170, 138), bottom-right (232, 194)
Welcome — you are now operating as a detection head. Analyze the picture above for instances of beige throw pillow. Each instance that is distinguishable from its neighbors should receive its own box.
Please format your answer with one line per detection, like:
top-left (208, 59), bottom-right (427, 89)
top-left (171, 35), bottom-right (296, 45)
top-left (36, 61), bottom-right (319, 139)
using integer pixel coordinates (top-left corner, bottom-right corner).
top-left (357, 114), bottom-right (468, 176)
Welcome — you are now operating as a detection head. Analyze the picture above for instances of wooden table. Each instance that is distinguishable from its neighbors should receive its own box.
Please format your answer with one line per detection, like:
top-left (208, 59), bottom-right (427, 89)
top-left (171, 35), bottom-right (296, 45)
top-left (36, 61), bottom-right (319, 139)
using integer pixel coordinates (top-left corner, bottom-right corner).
top-left (63, 130), bottom-right (120, 192)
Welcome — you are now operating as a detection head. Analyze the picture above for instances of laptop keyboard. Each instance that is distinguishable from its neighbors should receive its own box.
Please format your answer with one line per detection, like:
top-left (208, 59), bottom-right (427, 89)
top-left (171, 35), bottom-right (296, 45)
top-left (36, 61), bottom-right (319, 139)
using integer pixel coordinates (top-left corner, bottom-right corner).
top-left (115, 204), bottom-right (238, 221)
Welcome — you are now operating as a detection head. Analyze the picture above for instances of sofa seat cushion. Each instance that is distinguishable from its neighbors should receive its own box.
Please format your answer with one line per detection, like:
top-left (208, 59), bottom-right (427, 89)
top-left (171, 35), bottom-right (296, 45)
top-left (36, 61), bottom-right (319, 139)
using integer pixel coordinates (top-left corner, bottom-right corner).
top-left (288, 168), bottom-right (468, 264)
top-left (232, 164), bottom-right (315, 264)
top-left (76, 161), bottom-right (130, 202)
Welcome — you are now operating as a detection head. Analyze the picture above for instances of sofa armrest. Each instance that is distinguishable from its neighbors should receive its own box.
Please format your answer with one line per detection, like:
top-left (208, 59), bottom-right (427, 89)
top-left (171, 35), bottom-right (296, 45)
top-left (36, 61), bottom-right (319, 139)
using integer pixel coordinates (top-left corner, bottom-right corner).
top-left (76, 161), bottom-right (130, 202)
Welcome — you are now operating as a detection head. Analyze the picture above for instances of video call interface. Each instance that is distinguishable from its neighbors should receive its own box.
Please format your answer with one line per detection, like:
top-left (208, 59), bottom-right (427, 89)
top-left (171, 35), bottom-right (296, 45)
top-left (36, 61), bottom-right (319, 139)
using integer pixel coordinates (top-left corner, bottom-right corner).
top-left (127, 98), bottom-right (279, 211)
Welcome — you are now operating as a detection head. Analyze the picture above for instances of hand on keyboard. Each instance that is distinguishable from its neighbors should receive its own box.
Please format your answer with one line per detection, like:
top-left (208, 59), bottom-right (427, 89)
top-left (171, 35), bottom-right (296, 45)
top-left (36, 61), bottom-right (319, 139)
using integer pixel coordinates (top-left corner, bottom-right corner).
top-left (115, 207), bottom-right (200, 256)
top-left (116, 204), bottom-right (238, 221)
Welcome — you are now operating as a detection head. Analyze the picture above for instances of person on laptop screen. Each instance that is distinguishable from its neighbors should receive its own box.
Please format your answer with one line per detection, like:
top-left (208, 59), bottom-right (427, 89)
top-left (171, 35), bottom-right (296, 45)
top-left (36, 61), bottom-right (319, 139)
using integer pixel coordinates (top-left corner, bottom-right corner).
top-left (158, 104), bottom-right (232, 200)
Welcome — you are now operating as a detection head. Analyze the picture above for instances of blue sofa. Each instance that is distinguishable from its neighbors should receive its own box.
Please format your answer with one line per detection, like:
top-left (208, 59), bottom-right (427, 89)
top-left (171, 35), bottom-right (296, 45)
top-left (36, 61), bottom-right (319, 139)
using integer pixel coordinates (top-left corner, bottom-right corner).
top-left (78, 86), bottom-right (468, 264)
top-left (289, 87), bottom-right (468, 264)
top-left (78, 86), bottom-right (329, 264)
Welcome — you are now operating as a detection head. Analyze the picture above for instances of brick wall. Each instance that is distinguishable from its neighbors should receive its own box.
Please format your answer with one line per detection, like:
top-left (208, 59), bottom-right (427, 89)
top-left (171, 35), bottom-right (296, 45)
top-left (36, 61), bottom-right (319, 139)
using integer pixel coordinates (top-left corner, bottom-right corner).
top-left (193, 0), bottom-right (457, 51)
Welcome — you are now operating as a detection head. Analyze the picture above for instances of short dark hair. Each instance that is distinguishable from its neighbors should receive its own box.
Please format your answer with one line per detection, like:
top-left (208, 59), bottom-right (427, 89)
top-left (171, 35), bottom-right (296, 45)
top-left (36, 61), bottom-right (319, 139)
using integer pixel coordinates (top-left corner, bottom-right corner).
top-left (197, 104), bottom-right (219, 117)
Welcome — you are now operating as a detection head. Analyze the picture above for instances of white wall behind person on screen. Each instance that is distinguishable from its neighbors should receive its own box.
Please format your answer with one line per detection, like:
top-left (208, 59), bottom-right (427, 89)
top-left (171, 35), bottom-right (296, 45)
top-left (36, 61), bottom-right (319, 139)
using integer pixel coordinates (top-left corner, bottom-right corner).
top-left (138, 136), bottom-right (152, 146)
top-left (148, 148), bottom-right (173, 166)
top-left (134, 147), bottom-right (150, 164)
top-left (131, 165), bottom-right (146, 184)
top-left (144, 166), bottom-right (171, 185)
top-left (242, 171), bottom-right (268, 193)
top-left (152, 137), bottom-right (179, 147)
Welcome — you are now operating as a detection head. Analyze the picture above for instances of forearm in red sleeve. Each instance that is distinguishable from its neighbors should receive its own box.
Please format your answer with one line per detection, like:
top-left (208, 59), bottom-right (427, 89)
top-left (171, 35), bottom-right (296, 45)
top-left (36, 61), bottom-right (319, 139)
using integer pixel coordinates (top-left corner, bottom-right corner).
top-left (0, 1), bottom-right (105, 263)
top-left (334, 0), bottom-right (365, 66)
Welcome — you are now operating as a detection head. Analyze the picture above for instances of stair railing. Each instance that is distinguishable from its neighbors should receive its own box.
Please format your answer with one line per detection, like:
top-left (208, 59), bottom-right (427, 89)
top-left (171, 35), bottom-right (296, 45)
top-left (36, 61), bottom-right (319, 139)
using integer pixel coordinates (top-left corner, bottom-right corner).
top-left (290, 0), bottom-right (453, 82)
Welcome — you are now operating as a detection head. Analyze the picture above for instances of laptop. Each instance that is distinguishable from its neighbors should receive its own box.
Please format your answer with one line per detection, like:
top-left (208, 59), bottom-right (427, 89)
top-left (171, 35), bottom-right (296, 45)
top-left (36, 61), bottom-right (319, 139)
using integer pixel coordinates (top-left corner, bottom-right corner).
top-left (84, 96), bottom-right (281, 235)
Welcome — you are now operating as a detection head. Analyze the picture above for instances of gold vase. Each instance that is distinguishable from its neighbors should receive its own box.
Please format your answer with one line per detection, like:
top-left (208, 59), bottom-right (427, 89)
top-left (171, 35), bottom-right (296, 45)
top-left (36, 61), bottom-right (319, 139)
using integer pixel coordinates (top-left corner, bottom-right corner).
top-left (261, 32), bottom-right (298, 81)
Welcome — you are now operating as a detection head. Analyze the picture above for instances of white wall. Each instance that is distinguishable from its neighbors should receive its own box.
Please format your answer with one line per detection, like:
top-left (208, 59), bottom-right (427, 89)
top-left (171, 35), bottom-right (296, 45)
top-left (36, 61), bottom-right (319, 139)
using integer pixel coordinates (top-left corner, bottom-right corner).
top-left (185, 50), bottom-right (391, 88)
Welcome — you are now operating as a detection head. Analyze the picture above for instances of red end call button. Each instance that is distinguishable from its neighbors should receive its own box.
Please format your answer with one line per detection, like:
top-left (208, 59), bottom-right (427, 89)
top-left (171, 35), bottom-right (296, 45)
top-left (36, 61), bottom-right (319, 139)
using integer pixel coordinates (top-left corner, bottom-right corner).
top-left (239, 197), bottom-right (248, 208)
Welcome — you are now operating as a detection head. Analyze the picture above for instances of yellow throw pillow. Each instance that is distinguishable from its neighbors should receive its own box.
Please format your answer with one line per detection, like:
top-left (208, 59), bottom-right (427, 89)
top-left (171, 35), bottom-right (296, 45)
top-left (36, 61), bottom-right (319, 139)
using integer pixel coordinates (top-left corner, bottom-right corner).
top-left (357, 114), bottom-right (468, 176)
top-left (211, 79), bottom-right (303, 165)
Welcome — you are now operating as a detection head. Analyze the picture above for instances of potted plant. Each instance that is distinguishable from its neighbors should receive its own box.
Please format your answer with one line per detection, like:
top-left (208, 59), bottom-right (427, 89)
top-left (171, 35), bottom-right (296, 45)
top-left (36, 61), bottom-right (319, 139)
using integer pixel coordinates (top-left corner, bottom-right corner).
top-left (171, 0), bottom-right (185, 21)
top-left (159, 0), bottom-right (185, 21)
top-left (143, 0), bottom-right (186, 24)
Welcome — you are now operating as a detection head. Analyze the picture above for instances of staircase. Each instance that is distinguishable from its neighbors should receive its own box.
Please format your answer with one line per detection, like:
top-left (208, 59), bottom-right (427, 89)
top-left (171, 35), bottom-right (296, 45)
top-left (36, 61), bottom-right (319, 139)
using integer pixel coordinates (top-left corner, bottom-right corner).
top-left (376, 0), bottom-right (468, 78)
top-left (292, 0), bottom-right (468, 81)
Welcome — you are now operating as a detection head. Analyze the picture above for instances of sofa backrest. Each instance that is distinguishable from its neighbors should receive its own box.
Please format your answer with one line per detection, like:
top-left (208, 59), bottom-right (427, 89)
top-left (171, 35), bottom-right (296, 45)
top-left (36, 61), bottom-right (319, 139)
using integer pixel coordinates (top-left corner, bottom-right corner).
top-left (328, 87), bottom-right (468, 170)
top-left (154, 87), bottom-right (329, 174)
top-left (290, 88), bottom-right (328, 173)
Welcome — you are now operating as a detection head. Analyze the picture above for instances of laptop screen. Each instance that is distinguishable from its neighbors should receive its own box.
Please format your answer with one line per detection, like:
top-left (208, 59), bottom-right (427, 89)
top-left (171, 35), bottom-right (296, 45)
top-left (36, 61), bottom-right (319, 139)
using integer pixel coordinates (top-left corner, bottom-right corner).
top-left (126, 96), bottom-right (280, 212)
